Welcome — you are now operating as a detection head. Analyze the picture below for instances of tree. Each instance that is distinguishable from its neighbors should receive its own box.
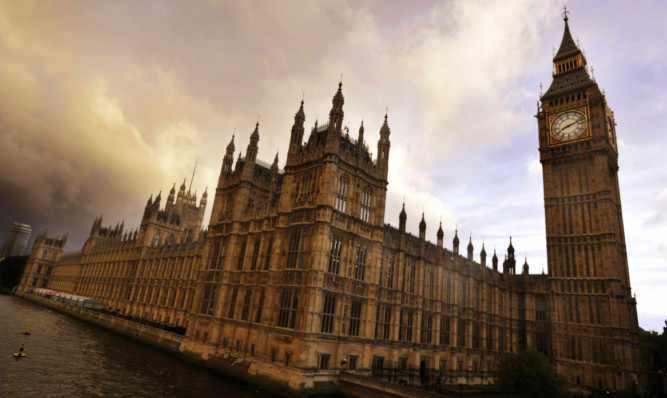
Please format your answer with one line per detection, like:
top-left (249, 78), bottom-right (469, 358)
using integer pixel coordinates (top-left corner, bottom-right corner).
top-left (495, 349), bottom-right (569, 398)
top-left (0, 255), bottom-right (28, 290)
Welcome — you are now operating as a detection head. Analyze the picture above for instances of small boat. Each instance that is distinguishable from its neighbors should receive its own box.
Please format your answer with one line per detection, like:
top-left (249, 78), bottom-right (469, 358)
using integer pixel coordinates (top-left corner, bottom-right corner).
top-left (21, 324), bottom-right (31, 335)
top-left (13, 343), bottom-right (26, 358)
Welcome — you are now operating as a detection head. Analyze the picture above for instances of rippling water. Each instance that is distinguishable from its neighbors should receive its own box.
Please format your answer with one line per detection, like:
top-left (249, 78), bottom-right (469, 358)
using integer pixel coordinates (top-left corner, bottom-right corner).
top-left (0, 294), bottom-right (271, 398)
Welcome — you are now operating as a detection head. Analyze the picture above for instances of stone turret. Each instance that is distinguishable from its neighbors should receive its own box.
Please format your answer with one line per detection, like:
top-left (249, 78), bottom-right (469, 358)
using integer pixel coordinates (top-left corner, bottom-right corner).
top-left (453, 229), bottom-right (460, 255)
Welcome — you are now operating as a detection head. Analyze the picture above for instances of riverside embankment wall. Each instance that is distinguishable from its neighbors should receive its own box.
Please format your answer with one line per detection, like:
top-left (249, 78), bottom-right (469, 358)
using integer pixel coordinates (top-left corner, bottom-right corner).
top-left (19, 294), bottom-right (183, 353)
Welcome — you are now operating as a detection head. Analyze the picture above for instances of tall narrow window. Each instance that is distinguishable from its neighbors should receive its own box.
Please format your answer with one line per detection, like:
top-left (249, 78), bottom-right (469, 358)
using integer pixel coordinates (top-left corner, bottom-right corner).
top-left (250, 239), bottom-right (261, 270)
top-left (241, 289), bottom-right (252, 321)
top-left (286, 229), bottom-right (308, 269)
top-left (199, 284), bottom-right (217, 315)
top-left (209, 239), bottom-right (226, 269)
top-left (421, 312), bottom-right (433, 344)
top-left (457, 319), bottom-right (467, 348)
top-left (321, 295), bottom-right (336, 333)
top-left (399, 309), bottom-right (413, 342)
top-left (375, 304), bottom-right (392, 340)
top-left (228, 288), bottom-right (238, 318)
top-left (319, 354), bottom-right (330, 370)
top-left (328, 235), bottom-right (342, 274)
top-left (349, 300), bottom-right (362, 336)
top-left (264, 238), bottom-right (273, 270)
top-left (383, 306), bottom-right (391, 339)
top-left (486, 325), bottom-right (493, 350)
top-left (402, 259), bottom-right (415, 293)
top-left (382, 256), bottom-right (394, 288)
top-left (335, 176), bottom-right (349, 212)
top-left (152, 230), bottom-right (161, 247)
top-left (237, 240), bottom-right (247, 270)
top-left (278, 289), bottom-right (299, 329)
top-left (360, 188), bottom-right (371, 222)
top-left (354, 244), bottom-right (367, 280)
top-left (472, 321), bottom-right (481, 349)
top-left (535, 295), bottom-right (547, 321)
top-left (255, 289), bottom-right (265, 323)
top-left (440, 316), bottom-right (450, 346)
top-left (224, 195), bottom-right (234, 214)
top-left (297, 173), bottom-right (314, 203)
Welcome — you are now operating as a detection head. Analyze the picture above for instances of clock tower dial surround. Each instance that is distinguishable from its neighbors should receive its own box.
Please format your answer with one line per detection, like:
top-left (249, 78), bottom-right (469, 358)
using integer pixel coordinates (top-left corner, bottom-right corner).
top-left (536, 11), bottom-right (642, 395)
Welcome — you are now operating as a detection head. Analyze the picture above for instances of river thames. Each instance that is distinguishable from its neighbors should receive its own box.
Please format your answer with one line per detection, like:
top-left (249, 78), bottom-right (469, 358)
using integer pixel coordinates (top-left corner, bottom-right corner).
top-left (0, 294), bottom-right (271, 398)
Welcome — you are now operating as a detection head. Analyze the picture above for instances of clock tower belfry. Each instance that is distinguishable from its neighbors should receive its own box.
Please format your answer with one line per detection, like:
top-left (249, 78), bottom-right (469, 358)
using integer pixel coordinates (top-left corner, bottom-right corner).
top-left (537, 9), bottom-right (642, 395)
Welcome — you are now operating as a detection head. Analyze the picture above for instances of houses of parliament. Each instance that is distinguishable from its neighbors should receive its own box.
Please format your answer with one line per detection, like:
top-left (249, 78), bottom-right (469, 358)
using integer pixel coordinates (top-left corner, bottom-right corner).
top-left (18, 13), bottom-right (644, 396)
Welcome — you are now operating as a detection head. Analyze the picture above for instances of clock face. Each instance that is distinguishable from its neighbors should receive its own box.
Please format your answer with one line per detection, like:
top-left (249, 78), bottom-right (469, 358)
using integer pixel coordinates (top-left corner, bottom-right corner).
top-left (551, 111), bottom-right (587, 141)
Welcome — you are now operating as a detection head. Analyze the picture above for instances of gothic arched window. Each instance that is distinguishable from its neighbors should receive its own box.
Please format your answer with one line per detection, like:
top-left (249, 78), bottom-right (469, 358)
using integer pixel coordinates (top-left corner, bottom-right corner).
top-left (152, 230), bottom-right (161, 247)
top-left (360, 187), bottom-right (371, 222)
top-left (335, 175), bottom-right (349, 212)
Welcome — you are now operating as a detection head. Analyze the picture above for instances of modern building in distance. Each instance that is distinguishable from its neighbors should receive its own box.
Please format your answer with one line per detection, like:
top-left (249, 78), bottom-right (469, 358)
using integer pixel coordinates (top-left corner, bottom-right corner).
top-left (17, 12), bottom-right (645, 397)
top-left (1, 222), bottom-right (32, 258)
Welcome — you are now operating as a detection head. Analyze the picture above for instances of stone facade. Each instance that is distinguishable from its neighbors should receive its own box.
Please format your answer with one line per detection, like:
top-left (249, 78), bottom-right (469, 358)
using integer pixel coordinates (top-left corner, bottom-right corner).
top-left (20, 182), bottom-right (208, 331)
top-left (17, 14), bottom-right (643, 396)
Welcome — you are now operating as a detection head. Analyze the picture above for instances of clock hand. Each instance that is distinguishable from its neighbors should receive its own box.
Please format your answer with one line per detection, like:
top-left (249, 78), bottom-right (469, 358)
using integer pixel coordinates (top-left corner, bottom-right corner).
top-left (561, 121), bottom-right (577, 131)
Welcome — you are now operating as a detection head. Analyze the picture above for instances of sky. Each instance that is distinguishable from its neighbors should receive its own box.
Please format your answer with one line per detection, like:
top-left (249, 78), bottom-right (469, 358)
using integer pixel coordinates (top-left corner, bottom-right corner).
top-left (0, 0), bottom-right (665, 331)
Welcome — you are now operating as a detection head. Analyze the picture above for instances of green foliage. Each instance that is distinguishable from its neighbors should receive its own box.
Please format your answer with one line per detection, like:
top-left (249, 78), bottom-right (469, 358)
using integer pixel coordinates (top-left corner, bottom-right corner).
top-left (495, 349), bottom-right (569, 398)
top-left (639, 327), bottom-right (667, 372)
top-left (0, 255), bottom-right (28, 289)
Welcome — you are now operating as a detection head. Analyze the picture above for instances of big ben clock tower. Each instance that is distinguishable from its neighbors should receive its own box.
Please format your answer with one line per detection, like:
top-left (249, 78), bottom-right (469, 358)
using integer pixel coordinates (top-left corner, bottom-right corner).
top-left (537, 8), bottom-right (643, 395)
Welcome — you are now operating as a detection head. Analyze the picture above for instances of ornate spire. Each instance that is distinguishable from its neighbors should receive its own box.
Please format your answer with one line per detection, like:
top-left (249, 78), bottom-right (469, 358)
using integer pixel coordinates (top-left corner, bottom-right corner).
top-left (555, 6), bottom-right (578, 60)
top-left (437, 220), bottom-right (444, 240)
top-left (508, 236), bottom-right (515, 255)
top-left (328, 81), bottom-right (345, 132)
top-left (246, 122), bottom-right (260, 163)
top-left (226, 134), bottom-right (235, 154)
top-left (399, 201), bottom-right (407, 232)
top-left (480, 241), bottom-right (487, 267)
top-left (167, 183), bottom-right (175, 206)
top-left (380, 111), bottom-right (390, 138)
top-left (251, 122), bottom-right (260, 141)
top-left (419, 211), bottom-right (426, 239)
top-left (271, 152), bottom-right (279, 176)
top-left (358, 120), bottom-right (365, 146)
top-left (290, 99), bottom-right (306, 149)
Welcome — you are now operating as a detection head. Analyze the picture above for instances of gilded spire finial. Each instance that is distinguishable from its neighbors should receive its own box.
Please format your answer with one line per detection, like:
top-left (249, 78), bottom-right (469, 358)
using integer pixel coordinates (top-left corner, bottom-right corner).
top-left (539, 82), bottom-right (543, 96)
top-left (591, 66), bottom-right (595, 81)
top-left (562, 5), bottom-right (569, 21)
